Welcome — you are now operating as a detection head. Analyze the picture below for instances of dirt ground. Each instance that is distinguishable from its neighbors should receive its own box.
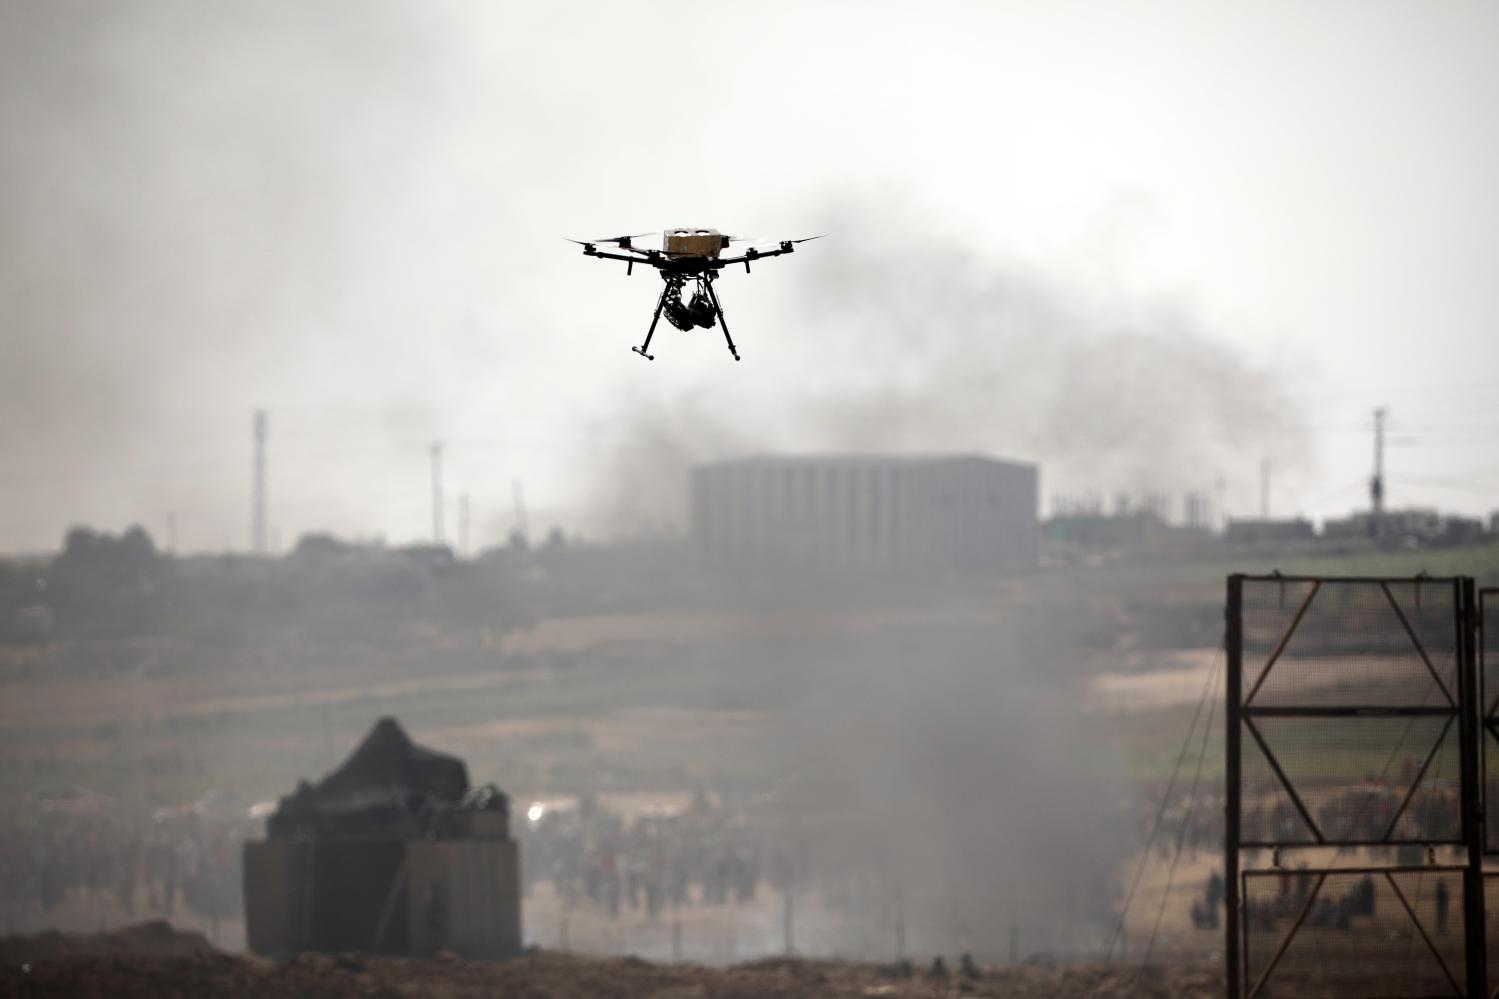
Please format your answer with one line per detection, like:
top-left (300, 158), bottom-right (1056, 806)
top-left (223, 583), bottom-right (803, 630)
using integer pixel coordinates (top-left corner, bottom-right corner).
top-left (0, 924), bottom-right (1222, 999)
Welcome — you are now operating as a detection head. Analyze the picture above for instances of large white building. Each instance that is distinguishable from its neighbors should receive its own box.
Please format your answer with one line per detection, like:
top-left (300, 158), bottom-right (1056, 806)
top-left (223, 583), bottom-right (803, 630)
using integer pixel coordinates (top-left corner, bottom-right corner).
top-left (691, 454), bottom-right (1038, 574)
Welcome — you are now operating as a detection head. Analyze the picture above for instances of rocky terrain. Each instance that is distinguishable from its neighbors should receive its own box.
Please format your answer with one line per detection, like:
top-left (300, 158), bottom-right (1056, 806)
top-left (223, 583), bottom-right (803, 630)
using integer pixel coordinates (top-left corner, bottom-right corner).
top-left (0, 924), bottom-right (1222, 999)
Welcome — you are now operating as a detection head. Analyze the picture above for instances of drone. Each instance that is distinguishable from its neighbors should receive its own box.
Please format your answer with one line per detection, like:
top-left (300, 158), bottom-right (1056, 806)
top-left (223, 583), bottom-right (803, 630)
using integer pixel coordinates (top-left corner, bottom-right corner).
top-left (570, 227), bottom-right (822, 360)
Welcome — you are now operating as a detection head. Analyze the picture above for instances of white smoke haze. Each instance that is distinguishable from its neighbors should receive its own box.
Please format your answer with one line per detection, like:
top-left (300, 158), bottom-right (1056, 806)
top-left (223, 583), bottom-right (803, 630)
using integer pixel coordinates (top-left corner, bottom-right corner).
top-left (589, 195), bottom-right (1314, 535)
top-left (0, 1), bottom-right (477, 548)
top-left (799, 206), bottom-right (1316, 496)
top-left (4, 3), bottom-right (1495, 550)
top-left (5, 3), bottom-right (1496, 974)
top-left (757, 620), bottom-right (1131, 957)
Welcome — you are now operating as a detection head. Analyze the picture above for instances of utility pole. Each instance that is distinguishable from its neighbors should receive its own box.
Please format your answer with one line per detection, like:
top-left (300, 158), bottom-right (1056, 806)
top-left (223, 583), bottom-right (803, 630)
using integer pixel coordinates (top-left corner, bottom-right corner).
top-left (1260, 459), bottom-right (1270, 520)
top-left (512, 479), bottom-right (530, 544)
top-left (430, 442), bottom-right (444, 544)
top-left (166, 512), bottom-right (177, 555)
top-left (1370, 407), bottom-right (1387, 540)
top-left (783, 889), bottom-right (794, 956)
top-left (458, 492), bottom-right (470, 558)
top-left (252, 410), bottom-right (267, 554)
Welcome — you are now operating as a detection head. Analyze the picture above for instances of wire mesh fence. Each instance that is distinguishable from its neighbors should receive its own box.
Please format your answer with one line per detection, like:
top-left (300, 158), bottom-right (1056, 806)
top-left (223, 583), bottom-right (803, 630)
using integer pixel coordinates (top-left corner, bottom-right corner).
top-left (1240, 715), bottom-right (1463, 846)
top-left (1228, 575), bottom-right (1486, 999)
top-left (1242, 867), bottom-right (1467, 999)
top-left (1483, 589), bottom-right (1498, 855)
top-left (1240, 578), bottom-right (1460, 711)
top-left (1238, 578), bottom-right (1465, 848)
top-left (1487, 874), bottom-right (1499, 998)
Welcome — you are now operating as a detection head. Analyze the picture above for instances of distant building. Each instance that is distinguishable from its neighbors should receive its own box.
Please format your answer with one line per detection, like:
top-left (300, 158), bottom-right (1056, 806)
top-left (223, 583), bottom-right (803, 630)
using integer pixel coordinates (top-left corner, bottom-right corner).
top-left (1046, 511), bottom-right (1168, 549)
top-left (691, 454), bottom-right (1038, 574)
top-left (1223, 518), bottom-right (1316, 545)
top-left (1440, 515), bottom-right (1486, 547)
top-left (1323, 508), bottom-right (1441, 544)
top-left (1318, 508), bottom-right (1492, 548)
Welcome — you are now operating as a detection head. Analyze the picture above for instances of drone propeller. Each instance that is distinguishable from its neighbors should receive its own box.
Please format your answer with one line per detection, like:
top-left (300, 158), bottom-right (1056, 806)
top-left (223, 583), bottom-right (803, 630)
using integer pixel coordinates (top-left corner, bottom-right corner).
top-left (738, 235), bottom-right (827, 252)
top-left (591, 232), bottom-right (654, 245)
top-left (567, 233), bottom-right (656, 253)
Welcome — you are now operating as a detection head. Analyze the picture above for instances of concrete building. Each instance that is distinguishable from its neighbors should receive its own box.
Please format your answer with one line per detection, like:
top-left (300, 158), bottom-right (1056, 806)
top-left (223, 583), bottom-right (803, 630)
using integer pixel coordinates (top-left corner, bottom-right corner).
top-left (691, 454), bottom-right (1038, 574)
top-left (1223, 517), bottom-right (1317, 545)
top-left (1046, 511), bottom-right (1171, 549)
top-left (243, 718), bottom-right (520, 959)
top-left (1323, 508), bottom-right (1441, 544)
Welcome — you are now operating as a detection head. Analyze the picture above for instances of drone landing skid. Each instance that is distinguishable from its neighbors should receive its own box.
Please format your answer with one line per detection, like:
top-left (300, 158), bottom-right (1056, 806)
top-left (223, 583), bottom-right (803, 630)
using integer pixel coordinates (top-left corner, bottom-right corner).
top-left (632, 273), bottom-right (740, 362)
top-left (631, 280), bottom-right (672, 361)
top-left (704, 275), bottom-right (740, 361)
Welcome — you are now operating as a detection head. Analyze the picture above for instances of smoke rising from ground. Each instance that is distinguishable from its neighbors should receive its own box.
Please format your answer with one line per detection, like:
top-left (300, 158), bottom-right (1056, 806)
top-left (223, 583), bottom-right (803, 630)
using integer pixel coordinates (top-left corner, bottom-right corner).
top-left (4, 1), bottom-right (1496, 550)
top-left (573, 200), bottom-right (1294, 956)
top-left (759, 618), bottom-right (1130, 957)
top-left (592, 197), bottom-right (1312, 535)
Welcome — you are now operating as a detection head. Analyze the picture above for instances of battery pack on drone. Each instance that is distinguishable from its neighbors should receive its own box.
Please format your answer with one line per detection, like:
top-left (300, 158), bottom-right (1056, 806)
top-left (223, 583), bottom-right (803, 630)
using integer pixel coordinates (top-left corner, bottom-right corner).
top-left (663, 228), bottom-right (731, 258)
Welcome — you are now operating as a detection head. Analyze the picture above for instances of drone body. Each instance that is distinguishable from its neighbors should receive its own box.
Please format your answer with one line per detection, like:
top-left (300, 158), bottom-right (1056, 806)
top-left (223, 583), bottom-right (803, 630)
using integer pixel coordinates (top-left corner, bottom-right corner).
top-left (571, 227), bottom-right (821, 360)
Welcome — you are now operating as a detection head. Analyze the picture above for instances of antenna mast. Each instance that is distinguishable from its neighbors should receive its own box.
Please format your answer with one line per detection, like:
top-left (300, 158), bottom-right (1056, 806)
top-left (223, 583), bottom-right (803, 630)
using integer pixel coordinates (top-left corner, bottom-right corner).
top-left (1260, 459), bottom-right (1270, 520)
top-left (459, 492), bottom-right (470, 557)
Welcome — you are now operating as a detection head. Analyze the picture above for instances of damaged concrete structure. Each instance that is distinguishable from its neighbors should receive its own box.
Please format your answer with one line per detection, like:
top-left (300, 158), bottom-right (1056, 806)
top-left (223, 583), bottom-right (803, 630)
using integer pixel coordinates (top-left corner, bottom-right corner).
top-left (243, 718), bottom-right (520, 958)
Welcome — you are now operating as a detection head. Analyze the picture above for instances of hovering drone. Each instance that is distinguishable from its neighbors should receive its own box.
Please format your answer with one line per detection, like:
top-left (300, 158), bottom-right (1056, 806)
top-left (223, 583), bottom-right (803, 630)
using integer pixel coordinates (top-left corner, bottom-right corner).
top-left (570, 227), bottom-right (822, 360)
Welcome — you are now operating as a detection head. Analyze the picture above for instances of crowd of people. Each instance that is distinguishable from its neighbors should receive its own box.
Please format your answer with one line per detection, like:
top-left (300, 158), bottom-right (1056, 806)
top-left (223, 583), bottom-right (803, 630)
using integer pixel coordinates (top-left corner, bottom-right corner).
top-left (0, 795), bottom-right (245, 935)
top-left (1241, 868), bottom-right (1380, 932)
top-left (519, 791), bottom-right (790, 920)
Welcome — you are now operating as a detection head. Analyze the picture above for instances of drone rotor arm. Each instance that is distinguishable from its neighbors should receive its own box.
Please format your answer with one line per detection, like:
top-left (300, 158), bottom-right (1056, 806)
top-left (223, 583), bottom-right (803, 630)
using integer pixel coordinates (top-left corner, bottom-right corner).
top-left (582, 247), bottom-right (666, 270)
top-left (716, 245), bottom-right (789, 268)
top-left (715, 235), bottom-right (824, 269)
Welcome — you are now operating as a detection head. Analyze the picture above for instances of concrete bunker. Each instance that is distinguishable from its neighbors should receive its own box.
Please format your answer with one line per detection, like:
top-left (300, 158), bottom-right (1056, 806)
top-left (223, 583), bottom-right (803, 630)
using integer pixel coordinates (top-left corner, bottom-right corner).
top-left (243, 717), bottom-right (520, 958)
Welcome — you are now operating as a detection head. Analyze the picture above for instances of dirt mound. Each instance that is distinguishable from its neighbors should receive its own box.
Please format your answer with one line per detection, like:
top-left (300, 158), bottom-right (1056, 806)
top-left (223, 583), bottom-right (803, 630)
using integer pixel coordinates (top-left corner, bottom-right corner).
top-left (0, 949), bottom-right (1222, 998)
top-left (0, 920), bottom-right (217, 964)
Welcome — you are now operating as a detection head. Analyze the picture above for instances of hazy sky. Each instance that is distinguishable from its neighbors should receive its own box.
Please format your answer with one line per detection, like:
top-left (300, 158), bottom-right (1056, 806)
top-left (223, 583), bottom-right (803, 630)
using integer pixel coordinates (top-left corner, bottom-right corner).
top-left (2, 1), bottom-right (1496, 552)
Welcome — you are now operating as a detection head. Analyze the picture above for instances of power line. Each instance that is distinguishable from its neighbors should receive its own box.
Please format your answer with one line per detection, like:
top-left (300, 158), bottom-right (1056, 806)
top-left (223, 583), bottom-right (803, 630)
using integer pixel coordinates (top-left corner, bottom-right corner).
top-left (1104, 643), bottom-right (1223, 964)
top-left (1135, 652), bottom-right (1222, 982)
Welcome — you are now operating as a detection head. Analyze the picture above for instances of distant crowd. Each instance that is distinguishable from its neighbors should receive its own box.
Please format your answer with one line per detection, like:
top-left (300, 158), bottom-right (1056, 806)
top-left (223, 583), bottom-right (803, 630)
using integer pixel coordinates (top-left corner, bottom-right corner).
top-left (520, 792), bottom-right (790, 920)
top-left (0, 803), bottom-right (244, 935)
